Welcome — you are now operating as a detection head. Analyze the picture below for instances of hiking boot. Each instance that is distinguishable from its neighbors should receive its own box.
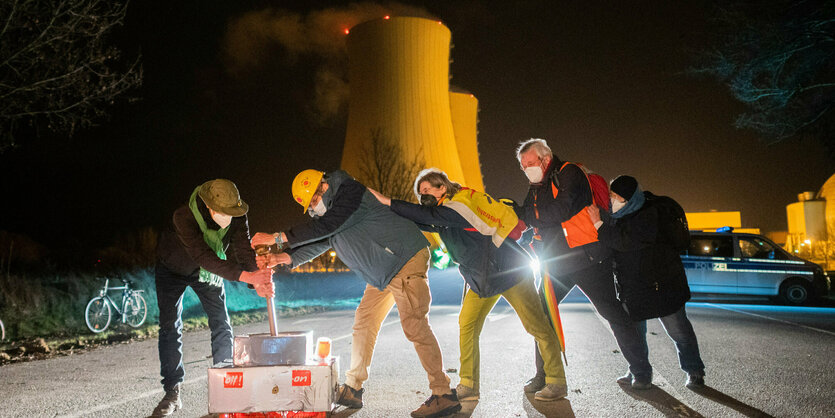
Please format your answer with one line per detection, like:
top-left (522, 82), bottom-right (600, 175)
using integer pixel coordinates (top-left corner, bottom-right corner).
top-left (632, 374), bottom-right (653, 390)
top-left (534, 384), bottom-right (568, 401)
top-left (336, 384), bottom-right (364, 409)
top-left (410, 389), bottom-right (461, 418)
top-left (151, 385), bottom-right (182, 417)
top-left (616, 372), bottom-right (633, 385)
top-left (523, 375), bottom-right (546, 393)
top-left (455, 383), bottom-right (479, 401)
top-left (686, 374), bottom-right (705, 389)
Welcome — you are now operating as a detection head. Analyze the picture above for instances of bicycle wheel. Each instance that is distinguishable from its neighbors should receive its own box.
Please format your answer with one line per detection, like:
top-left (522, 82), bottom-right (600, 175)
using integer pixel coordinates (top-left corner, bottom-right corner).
top-left (124, 293), bottom-right (147, 328)
top-left (85, 297), bottom-right (112, 333)
top-left (0, 319), bottom-right (4, 340)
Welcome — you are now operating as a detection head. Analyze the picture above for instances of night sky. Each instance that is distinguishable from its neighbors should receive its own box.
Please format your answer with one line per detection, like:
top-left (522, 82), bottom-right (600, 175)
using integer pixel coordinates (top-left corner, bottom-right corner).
top-left (1, 0), bottom-right (832, 257)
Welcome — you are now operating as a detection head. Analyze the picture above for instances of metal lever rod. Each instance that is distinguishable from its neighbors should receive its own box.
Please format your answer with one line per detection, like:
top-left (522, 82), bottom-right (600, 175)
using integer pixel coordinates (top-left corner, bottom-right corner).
top-left (266, 295), bottom-right (278, 336)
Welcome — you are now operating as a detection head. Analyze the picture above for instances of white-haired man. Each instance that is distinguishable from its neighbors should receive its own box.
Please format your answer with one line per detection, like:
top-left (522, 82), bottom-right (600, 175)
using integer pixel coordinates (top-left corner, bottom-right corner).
top-left (515, 139), bottom-right (654, 391)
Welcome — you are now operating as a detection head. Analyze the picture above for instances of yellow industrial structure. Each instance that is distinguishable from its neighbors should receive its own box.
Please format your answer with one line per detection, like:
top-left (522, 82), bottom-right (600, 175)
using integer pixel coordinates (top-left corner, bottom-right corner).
top-left (341, 16), bottom-right (483, 195)
top-left (684, 211), bottom-right (759, 234)
top-left (448, 91), bottom-right (484, 191)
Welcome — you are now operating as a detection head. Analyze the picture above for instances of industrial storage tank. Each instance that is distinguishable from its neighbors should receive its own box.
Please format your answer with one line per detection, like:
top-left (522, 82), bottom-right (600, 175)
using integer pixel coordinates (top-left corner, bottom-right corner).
top-left (341, 16), bottom-right (471, 197)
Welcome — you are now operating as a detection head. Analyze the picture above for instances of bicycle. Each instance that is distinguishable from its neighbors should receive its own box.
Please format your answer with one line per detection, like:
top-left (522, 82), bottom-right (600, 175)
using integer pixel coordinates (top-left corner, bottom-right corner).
top-left (85, 278), bottom-right (147, 333)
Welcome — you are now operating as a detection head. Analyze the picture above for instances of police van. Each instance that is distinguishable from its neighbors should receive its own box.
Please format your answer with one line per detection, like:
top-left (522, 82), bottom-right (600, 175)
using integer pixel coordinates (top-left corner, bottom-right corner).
top-left (680, 229), bottom-right (829, 305)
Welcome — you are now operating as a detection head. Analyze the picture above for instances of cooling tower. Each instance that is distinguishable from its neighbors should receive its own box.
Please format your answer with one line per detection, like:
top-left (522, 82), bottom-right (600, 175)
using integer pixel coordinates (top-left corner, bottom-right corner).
top-left (449, 91), bottom-right (484, 192)
top-left (341, 17), bottom-right (472, 192)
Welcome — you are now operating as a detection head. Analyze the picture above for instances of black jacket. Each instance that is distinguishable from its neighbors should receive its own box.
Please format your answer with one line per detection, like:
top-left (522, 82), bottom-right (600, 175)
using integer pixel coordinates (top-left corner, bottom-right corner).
top-left (156, 204), bottom-right (258, 280)
top-left (391, 199), bottom-right (529, 298)
top-left (520, 159), bottom-right (609, 275)
top-left (596, 193), bottom-right (691, 320)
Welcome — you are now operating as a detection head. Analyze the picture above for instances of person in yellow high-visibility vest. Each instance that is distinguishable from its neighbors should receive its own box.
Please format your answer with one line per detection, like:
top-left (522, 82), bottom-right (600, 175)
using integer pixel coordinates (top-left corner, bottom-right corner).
top-left (369, 168), bottom-right (567, 402)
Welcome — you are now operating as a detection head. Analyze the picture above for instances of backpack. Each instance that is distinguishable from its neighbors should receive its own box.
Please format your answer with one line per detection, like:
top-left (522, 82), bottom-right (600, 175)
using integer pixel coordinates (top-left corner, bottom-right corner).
top-left (645, 191), bottom-right (690, 252)
top-left (559, 163), bottom-right (610, 211)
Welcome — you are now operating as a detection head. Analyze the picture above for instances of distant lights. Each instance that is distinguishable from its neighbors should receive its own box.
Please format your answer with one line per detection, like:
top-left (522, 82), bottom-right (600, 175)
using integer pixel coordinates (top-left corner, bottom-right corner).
top-left (343, 28), bottom-right (350, 35)
top-left (384, 15), bottom-right (390, 19)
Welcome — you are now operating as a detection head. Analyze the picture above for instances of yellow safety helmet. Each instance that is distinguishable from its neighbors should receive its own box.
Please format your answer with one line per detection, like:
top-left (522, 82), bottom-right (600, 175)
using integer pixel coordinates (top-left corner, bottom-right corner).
top-left (292, 169), bottom-right (325, 212)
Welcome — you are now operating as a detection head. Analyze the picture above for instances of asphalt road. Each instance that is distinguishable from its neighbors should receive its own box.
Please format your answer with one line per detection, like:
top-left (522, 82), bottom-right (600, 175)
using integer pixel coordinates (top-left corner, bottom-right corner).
top-left (1, 295), bottom-right (834, 418)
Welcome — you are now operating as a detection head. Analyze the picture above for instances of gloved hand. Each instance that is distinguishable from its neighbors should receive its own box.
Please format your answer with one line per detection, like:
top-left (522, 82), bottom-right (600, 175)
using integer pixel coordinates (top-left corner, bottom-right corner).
top-left (239, 269), bottom-right (272, 286)
top-left (499, 198), bottom-right (524, 218)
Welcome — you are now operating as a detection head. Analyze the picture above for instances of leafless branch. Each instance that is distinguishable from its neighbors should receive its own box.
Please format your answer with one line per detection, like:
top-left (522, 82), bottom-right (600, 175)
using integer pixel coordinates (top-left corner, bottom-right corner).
top-left (0, 0), bottom-right (142, 151)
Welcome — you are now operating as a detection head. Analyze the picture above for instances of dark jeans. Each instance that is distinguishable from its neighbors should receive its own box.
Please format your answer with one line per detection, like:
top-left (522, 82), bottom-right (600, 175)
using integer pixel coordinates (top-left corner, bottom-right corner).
top-left (637, 305), bottom-right (705, 376)
top-left (534, 260), bottom-right (653, 379)
top-left (155, 264), bottom-right (233, 391)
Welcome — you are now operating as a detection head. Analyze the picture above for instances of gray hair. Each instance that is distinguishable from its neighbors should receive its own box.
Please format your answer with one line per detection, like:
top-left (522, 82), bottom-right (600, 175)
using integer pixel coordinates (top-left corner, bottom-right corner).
top-left (515, 138), bottom-right (552, 163)
top-left (413, 168), bottom-right (462, 200)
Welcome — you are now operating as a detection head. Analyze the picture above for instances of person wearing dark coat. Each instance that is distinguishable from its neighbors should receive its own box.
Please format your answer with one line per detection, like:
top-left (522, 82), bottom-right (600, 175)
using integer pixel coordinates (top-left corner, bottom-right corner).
top-left (153, 179), bottom-right (274, 417)
top-left (589, 175), bottom-right (706, 389)
top-left (515, 138), bottom-right (651, 391)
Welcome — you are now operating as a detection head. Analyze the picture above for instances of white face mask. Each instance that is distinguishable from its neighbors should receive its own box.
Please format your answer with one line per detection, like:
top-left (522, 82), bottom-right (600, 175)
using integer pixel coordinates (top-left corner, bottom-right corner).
top-left (524, 166), bottom-right (544, 183)
top-left (611, 199), bottom-right (626, 213)
top-left (211, 212), bottom-right (232, 229)
top-left (308, 199), bottom-right (327, 217)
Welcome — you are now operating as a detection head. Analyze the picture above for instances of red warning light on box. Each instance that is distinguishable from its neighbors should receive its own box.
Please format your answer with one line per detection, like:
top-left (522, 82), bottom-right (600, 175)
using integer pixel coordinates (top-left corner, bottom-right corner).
top-left (292, 370), bottom-right (312, 386)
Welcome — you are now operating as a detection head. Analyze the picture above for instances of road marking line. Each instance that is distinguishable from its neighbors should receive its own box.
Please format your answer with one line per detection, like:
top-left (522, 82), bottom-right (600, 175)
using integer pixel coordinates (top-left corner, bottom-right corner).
top-left (588, 306), bottom-right (698, 414)
top-left (60, 314), bottom-right (400, 417)
top-left (703, 303), bottom-right (835, 336)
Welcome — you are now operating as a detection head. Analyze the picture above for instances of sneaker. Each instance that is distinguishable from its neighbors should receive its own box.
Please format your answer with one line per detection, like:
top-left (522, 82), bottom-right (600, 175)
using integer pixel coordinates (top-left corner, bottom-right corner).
top-left (455, 383), bottom-right (479, 401)
top-left (410, 389), bottom-right (462, 418)
top-left (336, 384), bottom-right (364, 409)
top-left (631, 374), bottom-right (653, 390)
top-left (534, 384), bottom-right (568, 401)
top-left (523, 375), bottom-right (546, 393)
top-left (151, 385), bottom-right (182, 417)
top-left (616, 372), bottom-right (633, 385)
top-left (686, 374), bottom-right (705, 389)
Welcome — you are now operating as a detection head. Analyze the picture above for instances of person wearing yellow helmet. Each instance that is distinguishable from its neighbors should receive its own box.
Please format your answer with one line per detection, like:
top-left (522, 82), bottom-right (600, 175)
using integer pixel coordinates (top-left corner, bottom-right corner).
top-left (251, 169), bottom-right (460, 418)
top-left (291, 169), bottom-right (326, 215)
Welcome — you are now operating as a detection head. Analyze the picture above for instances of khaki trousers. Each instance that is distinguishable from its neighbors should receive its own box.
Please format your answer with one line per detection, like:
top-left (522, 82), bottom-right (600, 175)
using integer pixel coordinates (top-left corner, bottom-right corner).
top-left (459, 276), bottom-right (566, 390)
top-left (344, 248), bottom-right (451, 395)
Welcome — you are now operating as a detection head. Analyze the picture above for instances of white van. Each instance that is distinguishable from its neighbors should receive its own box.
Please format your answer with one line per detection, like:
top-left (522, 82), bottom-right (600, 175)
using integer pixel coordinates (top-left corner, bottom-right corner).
top-left (681, 231), bottom-right (829, 305)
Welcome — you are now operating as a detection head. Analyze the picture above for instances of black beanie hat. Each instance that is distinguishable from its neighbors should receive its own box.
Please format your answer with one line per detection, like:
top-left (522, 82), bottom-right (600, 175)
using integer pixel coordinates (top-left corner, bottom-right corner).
top-left (610, 175), bottom-right (638, 200)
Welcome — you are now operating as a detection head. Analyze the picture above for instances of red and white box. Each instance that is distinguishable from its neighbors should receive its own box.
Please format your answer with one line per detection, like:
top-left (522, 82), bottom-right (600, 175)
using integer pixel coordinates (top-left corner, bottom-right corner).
top-left (208, 358), bottom-right (339, 414)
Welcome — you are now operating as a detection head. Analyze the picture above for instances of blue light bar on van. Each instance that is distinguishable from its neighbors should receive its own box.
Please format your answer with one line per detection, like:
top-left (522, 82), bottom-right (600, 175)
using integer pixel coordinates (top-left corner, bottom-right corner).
top-left (716, 226), bottom-right (734, 233)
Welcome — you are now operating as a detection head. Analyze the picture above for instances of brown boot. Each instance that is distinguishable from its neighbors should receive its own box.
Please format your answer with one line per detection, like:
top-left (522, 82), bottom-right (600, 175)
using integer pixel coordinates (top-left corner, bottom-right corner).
top-left (336, 384), bottom-right (364, 409)
top-left (410, 389), bottom-right (461, 418)
top-left (151, 385), bottom-right (182, 417)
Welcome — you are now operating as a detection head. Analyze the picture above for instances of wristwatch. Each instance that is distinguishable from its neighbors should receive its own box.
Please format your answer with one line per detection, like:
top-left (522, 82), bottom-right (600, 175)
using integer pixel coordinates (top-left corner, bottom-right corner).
top-left (274, 232), bottom-right (285, 251)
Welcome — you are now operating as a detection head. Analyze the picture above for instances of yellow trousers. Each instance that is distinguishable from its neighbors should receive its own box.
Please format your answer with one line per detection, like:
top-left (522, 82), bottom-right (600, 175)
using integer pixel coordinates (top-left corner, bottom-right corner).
top-left (344, 248), bottom-right (452, 395)
top-left (458, 277), bottom-right (565, 390)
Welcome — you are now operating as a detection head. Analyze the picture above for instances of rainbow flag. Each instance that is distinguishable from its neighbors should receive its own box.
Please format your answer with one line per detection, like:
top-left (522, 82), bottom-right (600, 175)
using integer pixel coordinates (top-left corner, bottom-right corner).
top-left (540, 268), bottom-right (567, 364)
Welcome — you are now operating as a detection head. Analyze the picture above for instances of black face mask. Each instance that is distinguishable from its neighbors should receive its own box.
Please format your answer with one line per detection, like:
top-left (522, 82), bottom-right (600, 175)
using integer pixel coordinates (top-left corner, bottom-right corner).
top-left (420, 194), bottom-right (438, 206)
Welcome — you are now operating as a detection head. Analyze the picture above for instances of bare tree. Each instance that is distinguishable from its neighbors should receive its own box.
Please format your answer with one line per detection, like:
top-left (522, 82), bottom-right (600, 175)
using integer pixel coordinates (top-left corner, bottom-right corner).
top-left (690, 0), bottom-right (835, 155)
top-left (356, 128), bottom-right (425, 202)
top-left (0, 0), bottom-right (142, 151)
